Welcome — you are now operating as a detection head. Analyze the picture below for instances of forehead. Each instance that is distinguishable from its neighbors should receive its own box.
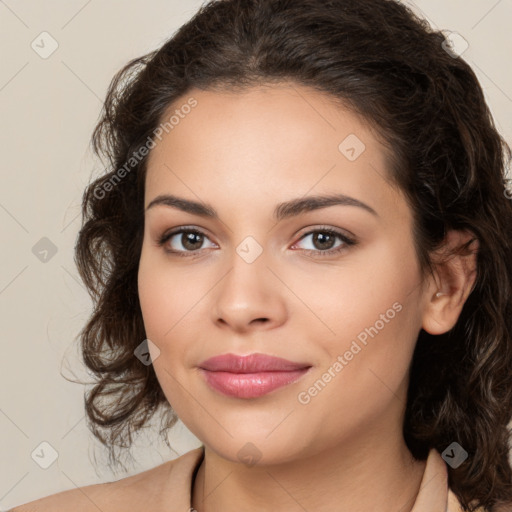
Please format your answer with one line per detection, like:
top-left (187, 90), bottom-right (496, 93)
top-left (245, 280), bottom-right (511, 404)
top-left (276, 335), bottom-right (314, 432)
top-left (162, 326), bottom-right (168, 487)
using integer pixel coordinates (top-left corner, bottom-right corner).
top-left (148, 82), bottom-right (379, 164)
top-left (144, 83), bottom-right (407, 223)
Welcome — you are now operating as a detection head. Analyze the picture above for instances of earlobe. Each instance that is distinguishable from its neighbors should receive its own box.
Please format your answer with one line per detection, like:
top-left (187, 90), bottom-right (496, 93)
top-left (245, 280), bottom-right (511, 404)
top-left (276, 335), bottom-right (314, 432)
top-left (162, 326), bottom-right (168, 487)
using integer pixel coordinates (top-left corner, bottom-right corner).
top-left (421, 229), bottom-right (479, 336)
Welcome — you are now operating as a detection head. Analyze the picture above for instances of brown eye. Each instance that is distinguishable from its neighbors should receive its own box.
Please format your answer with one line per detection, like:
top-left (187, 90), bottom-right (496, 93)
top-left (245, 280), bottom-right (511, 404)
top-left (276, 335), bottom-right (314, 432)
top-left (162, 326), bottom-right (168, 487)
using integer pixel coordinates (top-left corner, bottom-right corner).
top-left (292, 228), bottom-right (357, 257)
top-left (157, 228), bottom-right (217, 255)
top-left (311, 232), bottom-right (337, 250)
top-left (180, 232), bottom-right (205, 251)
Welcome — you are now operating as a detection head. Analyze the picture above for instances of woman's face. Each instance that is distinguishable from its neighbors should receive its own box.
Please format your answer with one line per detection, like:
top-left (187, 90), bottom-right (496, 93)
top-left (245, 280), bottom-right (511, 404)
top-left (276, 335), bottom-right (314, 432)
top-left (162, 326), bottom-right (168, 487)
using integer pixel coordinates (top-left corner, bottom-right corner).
top-left (138, 83), bottom-right (432, 464)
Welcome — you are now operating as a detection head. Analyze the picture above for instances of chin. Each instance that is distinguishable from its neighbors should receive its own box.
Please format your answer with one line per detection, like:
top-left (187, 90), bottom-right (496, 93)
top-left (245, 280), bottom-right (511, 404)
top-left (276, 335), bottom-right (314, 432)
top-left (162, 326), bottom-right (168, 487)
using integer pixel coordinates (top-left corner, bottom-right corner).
top-left (203, 432), bottom-right (317, 467)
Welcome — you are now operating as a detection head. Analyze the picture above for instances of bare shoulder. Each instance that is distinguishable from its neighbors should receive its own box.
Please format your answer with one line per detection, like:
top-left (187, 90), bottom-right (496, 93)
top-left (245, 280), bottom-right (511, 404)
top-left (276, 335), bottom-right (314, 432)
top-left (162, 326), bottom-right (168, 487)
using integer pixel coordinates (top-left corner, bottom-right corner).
top-left (10, 459), bottom-right (173, 512)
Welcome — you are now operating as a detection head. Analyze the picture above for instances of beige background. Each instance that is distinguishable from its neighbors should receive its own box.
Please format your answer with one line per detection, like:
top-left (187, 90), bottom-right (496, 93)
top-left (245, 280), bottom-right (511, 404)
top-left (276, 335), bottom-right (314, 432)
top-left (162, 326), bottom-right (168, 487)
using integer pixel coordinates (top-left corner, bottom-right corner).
top-left (1, 0), bottom-right (511, 509)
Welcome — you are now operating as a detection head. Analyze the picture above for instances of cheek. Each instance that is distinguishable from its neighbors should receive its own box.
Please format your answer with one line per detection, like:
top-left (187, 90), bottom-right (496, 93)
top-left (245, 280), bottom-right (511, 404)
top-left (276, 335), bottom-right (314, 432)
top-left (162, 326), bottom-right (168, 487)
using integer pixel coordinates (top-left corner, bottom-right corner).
top-left (286, 237), bottom-right (420, 351)
top-left (137, 248), bottom-right (213, 381)
top-left (137, 248), bottom-right (199, 339)
top-left (292, 241), bottom-right (421, 412)
top-left (137, 254), bottom-right (195, 407)
top-left (137, 261), bottom-right (172, 338)
top-left (293, 297), bottom-right (418, 448)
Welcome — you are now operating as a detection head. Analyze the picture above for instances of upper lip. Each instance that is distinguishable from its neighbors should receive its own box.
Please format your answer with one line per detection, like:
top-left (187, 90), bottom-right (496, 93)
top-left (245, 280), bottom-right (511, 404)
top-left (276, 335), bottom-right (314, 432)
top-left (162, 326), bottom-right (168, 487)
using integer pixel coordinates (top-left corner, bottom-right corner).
top-left (198, 353), bottom-right (311, 373)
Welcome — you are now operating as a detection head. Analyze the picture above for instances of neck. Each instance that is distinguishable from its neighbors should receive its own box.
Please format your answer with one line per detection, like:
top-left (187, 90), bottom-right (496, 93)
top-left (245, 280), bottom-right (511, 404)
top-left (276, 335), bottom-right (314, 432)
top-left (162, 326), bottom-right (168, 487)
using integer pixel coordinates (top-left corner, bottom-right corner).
top-left (191, 432), bottom-right (426, 512)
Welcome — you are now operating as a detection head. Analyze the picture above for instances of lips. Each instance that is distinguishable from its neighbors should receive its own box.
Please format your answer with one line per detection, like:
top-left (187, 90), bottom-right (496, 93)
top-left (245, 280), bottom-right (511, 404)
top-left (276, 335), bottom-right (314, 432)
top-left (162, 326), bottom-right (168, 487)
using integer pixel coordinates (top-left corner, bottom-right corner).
top-left (198, 353), bottom-right (312, 399)
top-left (199, 353), bottom-right (311, 372)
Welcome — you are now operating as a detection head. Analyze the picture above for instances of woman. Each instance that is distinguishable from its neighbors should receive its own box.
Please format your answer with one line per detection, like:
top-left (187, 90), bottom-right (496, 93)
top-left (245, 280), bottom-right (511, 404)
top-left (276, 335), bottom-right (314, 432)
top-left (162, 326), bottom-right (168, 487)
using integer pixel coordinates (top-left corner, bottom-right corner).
top-left (12, 0), bottom-right (512, 510)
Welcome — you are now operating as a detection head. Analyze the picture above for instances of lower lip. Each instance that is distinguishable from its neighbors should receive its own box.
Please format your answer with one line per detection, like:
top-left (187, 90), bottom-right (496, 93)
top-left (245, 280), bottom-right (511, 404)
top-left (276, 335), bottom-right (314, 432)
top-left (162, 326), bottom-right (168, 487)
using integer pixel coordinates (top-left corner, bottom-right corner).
top-left (199, 368), bottom-right (311, 398)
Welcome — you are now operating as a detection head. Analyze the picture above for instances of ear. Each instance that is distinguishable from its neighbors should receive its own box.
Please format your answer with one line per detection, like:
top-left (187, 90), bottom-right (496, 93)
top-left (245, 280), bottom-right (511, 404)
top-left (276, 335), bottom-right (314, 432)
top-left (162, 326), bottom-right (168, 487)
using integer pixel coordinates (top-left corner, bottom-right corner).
top-left (421, 229), bottom-right (479, 335)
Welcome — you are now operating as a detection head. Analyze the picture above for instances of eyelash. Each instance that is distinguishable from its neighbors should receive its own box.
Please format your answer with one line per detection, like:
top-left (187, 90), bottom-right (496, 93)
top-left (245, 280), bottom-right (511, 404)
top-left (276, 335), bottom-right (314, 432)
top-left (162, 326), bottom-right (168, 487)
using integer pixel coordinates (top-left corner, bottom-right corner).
top-left (156, 225), bottom-right (357, 258)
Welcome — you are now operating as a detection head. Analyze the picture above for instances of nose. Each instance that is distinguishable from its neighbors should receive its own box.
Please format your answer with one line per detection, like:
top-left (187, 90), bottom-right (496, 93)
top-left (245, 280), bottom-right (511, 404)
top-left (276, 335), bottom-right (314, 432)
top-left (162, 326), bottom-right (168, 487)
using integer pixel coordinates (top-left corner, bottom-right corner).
top-left (211, 246), bottom-right (288, 333)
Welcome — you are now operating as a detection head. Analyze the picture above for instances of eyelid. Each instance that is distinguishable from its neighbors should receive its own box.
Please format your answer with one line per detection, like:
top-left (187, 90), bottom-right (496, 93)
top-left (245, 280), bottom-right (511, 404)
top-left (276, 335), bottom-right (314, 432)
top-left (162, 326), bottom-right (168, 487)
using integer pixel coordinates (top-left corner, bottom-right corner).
top-left (157, 225), bottom-right (216, 253)
top-left (290, 225), bottom-right (357, 254)
top-left (293, 224), bottom-right (356, 242)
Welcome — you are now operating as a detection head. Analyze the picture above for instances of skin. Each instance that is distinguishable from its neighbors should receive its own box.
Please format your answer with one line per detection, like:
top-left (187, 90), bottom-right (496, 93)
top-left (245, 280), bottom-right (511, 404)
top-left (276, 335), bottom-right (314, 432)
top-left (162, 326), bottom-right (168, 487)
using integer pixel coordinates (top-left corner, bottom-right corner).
top-left (136, 82), bottom-right (478, 512)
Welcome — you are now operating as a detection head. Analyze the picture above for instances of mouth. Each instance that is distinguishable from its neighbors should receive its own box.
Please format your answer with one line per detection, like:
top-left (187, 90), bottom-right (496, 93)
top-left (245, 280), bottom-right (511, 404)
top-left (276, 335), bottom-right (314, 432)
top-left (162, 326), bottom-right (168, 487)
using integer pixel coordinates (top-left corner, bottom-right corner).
top-left (197, 353), bottom-right (312, 399)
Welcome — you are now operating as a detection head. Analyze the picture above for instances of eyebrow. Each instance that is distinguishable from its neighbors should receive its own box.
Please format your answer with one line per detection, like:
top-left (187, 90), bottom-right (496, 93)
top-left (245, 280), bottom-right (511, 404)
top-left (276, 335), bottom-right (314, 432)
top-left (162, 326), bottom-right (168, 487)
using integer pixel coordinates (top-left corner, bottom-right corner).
top-left (145, 193), bottom-right (378, 220)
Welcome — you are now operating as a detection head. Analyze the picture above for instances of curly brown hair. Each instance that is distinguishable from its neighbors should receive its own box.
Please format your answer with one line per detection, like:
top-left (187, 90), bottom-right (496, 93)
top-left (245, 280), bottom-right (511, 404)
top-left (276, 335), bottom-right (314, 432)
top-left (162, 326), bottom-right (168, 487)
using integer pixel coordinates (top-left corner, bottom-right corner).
top-left (74, 0), bottom-right (512, 509)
